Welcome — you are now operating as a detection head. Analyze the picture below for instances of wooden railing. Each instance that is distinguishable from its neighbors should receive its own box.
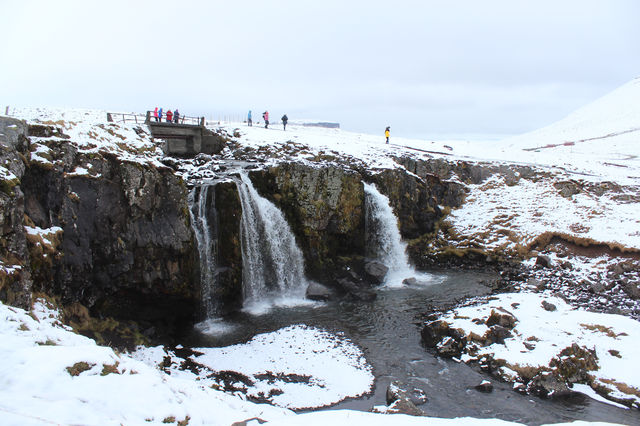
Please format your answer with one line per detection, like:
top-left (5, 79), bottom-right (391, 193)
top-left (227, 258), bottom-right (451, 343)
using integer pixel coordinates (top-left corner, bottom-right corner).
top-left (107, 111), bottom-right (204, 126)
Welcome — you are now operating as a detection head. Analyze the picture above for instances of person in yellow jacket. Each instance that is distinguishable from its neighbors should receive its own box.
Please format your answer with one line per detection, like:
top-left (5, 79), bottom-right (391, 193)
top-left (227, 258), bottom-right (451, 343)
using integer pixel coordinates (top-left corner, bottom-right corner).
top-left (385, 126), bottom-right (390, 144)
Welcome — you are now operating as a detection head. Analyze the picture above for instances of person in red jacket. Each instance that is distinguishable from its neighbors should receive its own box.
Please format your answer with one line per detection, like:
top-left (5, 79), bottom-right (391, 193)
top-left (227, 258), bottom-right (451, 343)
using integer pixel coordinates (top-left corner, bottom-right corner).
top-left (166, 110), bottom-right (173, 123)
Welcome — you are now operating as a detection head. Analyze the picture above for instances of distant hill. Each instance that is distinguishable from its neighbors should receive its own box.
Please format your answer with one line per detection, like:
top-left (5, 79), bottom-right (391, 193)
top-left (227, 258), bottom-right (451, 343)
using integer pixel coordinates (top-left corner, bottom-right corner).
top-left (500, 77), bottom-right (640, 149)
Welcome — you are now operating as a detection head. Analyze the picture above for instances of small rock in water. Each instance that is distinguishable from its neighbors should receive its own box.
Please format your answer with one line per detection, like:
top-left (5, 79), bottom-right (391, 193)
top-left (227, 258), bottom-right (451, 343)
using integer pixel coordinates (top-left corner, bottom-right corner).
top-left (475, 380), bottom-right (494, 393)
top-left (403, 277), bottom-right (418, 286)
top-left (305, 281), bottom-right (334, 301)
top-left (363, 260), bottom-right (389, 285)
top-left (385, 381), bottom-right (426, 416)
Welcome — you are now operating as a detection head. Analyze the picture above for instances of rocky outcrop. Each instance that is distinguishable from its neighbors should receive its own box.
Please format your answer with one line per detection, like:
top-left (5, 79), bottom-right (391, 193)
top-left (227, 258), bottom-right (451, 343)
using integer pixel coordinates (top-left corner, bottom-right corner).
top-left (248, 163), bottom-right (366, 283)
top-left (210, 181), bottom-right (243, 314)
top-left (2, 119), bottom-right (200, 339)
top-left (0, 117), bottom-right (32, 309)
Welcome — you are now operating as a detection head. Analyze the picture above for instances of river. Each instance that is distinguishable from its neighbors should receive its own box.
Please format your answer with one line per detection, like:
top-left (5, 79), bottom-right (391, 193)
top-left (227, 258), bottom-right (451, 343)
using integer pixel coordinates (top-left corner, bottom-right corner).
top-left (184, 270), bottom-right (638, 425)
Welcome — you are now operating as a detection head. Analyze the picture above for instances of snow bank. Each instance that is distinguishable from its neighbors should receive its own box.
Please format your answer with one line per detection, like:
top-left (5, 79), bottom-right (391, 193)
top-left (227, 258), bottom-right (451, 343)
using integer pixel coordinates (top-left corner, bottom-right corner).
top-left (133, 324), bottom-right (374, 410)
top-left (0, 299), bottom-right (291, 425)
top-left (438, 292), bottom-right (640, 408)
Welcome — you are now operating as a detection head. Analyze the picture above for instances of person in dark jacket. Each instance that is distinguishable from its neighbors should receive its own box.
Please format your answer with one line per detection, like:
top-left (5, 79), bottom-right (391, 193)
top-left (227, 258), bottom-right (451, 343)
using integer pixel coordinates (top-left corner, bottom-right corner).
top-left (174, 109), bottom-right (180, 123)
top-left (281, 114), bottom-right (288, 130)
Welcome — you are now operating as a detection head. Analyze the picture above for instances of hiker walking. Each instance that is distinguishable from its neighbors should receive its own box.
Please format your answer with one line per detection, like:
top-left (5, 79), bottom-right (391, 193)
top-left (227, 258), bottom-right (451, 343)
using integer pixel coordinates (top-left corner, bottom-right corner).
top-left (385, 126), bottom-right (390, 144)
top-left (166, 110), bottom-right (173, 123)
top-left (248, 110), bottom-right (253, 126)
top-left (281, 114), bottom-right (288, 130)
top-left (174, 109), bottom-right (180, 123)
top-left (263, 111), bottom-right (269, 128)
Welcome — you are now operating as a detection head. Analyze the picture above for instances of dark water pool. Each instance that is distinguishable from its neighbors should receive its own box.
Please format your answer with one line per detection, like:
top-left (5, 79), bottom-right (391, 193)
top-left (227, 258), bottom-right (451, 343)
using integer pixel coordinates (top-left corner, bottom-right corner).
top-left (185, 270), bottom-right (638, 425)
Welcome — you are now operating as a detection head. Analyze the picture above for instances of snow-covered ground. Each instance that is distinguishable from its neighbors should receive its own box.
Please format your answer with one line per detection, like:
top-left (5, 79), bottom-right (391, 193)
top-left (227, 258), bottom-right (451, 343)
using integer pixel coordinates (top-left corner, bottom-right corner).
top-left (131, 324), bottom-right (374, 410)
top-left (434, 292), bottom-right (640, 409)
top-left (1, 298), bottom-right (549, 425)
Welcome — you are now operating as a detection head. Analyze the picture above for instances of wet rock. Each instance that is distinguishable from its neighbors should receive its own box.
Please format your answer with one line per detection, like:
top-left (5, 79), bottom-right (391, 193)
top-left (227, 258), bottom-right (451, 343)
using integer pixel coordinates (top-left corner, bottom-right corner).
top-left (305, 281), bottom-right (334, 301)
top-left (385, 381), bottom-right (426, 416)
top-left (437, 336), bottom-right (465, 358)
top-left (363, 260), bottom-right (389, 285)
top-left (335, 278), bottom-right (377, 302)
top-left (403, 277), bottom-right (418, 286)
top-left (421, 320), bottom-right (452, 348)
top-left (541, 300), bottom-right (557, 312)
top-left (474, 380), bottom-right (494, 393)
top-left (528, 372), bottom-right (570, 397)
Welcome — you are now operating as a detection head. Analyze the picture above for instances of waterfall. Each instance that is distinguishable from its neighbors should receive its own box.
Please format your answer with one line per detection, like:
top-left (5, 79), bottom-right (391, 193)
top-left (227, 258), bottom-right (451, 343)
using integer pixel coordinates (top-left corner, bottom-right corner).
top-left (189, 185), bottom-right (219, 318)
top-left (235, 172), bottom-right (309, 314)
top-left (364, 182), bottom-right (417, 287)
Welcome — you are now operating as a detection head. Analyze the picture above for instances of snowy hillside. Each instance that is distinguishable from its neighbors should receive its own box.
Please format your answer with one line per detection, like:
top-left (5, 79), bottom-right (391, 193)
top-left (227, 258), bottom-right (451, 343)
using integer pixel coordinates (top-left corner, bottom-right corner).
top-left (500, 77), bottom-right (640, 149)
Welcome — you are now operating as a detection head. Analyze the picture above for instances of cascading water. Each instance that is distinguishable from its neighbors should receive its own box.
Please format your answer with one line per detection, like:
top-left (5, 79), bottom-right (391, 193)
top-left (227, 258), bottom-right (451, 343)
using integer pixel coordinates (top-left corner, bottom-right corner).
top-left (235, 172), bottom-right (309, 314)
top-left (364, 182), bottom-right (432, 287)
top-left (189, 184), bottom-right (219, 318)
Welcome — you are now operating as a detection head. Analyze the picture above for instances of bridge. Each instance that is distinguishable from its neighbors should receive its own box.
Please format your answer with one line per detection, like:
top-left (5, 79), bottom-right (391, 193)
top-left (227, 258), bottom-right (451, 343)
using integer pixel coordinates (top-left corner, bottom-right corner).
top-left (107, 111), bottom-right (225, 156)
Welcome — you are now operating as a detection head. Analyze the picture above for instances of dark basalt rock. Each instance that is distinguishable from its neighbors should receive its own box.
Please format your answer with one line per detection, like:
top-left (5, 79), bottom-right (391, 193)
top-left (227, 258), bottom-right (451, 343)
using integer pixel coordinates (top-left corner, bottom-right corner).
top-left (15, 131), bottom-right (200, 340)
top-left (363, 260), bottom-right (388, 285)
top-left (305, 281), bottom-right (334, 301)
top-left (384, 381), bottom-right (426, 416)
top-left (335, 277), bottom-right (377, 301)
top-left (0, 117), bottom-right (33, 309)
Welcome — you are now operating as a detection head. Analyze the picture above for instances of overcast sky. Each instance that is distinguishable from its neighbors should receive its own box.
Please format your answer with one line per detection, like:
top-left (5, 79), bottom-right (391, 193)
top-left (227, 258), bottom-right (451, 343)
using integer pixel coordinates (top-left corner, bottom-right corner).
top-left (2, 0), bottom-right (639, 138)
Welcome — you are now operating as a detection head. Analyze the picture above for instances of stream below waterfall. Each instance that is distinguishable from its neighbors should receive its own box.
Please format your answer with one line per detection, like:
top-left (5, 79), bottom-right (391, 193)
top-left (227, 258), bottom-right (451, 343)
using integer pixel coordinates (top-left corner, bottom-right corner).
top-left (183, 270), bottom-right (637, 425)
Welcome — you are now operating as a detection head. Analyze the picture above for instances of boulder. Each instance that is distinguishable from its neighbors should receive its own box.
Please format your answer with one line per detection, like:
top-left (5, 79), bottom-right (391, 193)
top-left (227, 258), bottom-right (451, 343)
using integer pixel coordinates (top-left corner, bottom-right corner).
top-left (486, 309), bottom-right (517, 329)
top-left (385, 381), bottom-right (426, 416)
top-left (474, 380), bottom-right (494, 393)
top-left (335, 278), bottom-right (377, 302)
top-left (527, 372), bottom-right (570, 397)
top-left (541, 300), bottom-right (557, 312)
top-left (437, 336), bottom-right (465, 358)
top-left (485, 325), bottom-right (513, 345)
top-left (305, 281), bottom-right (334, 301)
top-left (535, 255), bottom-right (553, 268)
top-left (403, 277), bottom-right (418, 286)
top-left (363, 260), bottom-right (388, 285)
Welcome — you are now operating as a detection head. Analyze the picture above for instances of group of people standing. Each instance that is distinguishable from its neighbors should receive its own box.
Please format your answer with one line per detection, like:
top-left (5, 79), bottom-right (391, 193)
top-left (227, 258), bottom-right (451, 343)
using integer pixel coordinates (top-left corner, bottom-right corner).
top-left (153, 107), bottom-right (181, 124)
top-left (247, 110), bottom-right (390, 143)
top-left (247, 110), bottom-right (288, 130)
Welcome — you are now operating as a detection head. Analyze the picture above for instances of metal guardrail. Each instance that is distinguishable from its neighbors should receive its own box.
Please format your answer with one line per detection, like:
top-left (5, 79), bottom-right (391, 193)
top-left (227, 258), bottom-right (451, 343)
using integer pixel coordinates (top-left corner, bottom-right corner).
top-left (107, 111), bottom-right (204, 126)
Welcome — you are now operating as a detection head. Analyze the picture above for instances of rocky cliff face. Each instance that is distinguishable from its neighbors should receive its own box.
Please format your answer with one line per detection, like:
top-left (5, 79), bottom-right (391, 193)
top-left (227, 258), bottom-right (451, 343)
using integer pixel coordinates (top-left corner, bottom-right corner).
top-left (0, 117), bottom-right (33, 309)
top-left (1, 117), bottom-right (199, 340)
top-left (1, 115), bottom-right (471, 333)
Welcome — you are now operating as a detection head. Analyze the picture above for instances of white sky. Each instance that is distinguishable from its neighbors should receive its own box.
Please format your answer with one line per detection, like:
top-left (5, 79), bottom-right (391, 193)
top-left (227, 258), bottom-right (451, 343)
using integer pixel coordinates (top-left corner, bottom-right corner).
top-left (1, 0), bottom-right (639, 138)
